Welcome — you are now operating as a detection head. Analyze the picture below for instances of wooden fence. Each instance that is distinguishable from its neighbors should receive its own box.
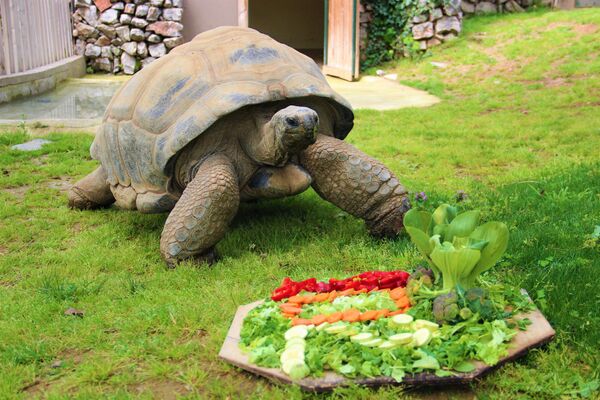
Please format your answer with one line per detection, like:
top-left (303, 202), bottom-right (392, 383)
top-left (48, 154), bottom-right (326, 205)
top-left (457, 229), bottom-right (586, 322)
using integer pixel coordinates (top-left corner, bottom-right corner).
top-left (0, 0), bottom-right (73, 75)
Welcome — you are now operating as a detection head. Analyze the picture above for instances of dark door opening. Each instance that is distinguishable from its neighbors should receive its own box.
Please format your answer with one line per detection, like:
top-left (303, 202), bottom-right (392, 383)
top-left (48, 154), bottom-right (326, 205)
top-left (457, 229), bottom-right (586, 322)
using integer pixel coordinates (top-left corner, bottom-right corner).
top-left (248, 0), bottom-right (325, 65)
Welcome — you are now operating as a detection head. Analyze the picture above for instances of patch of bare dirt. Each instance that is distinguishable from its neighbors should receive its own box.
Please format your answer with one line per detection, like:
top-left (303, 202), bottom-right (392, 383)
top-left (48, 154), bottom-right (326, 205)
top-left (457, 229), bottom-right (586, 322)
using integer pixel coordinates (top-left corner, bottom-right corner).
top-left (21, 349), bottom-right (91, 396)
top-left (3, 185), bottom-right (30, 201)
top-left (47, 177), bottom-right (72, 192)
top-left (32, 155), bottom-right (49, 166)
top-left (573, 23), bottom-right (598, 38)
top-left (128, 379), bottom-right (192, 399)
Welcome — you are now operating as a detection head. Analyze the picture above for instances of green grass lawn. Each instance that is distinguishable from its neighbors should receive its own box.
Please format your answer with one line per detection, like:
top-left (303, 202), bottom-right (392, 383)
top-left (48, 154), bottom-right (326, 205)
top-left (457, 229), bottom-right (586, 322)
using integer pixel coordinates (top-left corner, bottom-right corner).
top-left (1, 8), bottom-right (599, 400)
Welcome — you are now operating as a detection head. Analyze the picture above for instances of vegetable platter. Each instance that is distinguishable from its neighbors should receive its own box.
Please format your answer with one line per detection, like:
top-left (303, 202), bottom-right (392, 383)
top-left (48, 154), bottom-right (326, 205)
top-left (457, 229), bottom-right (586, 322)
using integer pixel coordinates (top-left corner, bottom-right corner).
top-left (219, 205), bottom-right (555, 391)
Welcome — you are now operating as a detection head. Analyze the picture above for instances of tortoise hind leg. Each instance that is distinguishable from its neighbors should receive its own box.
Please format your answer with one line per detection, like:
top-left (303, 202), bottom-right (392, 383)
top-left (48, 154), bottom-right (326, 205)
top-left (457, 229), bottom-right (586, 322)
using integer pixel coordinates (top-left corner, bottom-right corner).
top-left (160, 155), bottom-right (240, 267)
top-left (68, 166), bottom-right (115, 210)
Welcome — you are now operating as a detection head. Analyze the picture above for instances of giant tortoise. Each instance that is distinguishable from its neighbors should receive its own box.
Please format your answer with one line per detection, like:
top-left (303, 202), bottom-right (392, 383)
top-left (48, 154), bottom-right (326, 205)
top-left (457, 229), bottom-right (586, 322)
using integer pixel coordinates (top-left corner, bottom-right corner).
top-left (68, 26), bottom-right (411, 266)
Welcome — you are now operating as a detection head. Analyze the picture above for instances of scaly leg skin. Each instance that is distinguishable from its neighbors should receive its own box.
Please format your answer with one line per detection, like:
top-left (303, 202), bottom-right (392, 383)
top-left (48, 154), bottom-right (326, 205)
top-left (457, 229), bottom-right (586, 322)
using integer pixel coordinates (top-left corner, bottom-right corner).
top-left (160, 155), bottom-right (240, 267)
top-left (300, 134), bottom-right (411, 238)
top-left (67, 166), bottom-right (115, 210)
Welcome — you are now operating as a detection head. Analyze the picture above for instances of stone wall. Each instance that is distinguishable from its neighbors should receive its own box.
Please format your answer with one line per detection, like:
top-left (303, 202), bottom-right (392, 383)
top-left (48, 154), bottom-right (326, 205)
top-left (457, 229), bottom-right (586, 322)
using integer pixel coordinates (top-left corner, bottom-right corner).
top-left (411, 3), bottom-right (463, 51)
top-left (72, 0), bottom-right (184, 75)
top-left (460, 0), bottom-right (533, 14)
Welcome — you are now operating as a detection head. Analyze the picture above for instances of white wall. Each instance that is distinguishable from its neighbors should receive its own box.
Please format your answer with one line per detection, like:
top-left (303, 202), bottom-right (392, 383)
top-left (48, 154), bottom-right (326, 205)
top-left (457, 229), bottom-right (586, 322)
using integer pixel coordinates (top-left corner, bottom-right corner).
top-left (182, 0), bottom-right (238, 41)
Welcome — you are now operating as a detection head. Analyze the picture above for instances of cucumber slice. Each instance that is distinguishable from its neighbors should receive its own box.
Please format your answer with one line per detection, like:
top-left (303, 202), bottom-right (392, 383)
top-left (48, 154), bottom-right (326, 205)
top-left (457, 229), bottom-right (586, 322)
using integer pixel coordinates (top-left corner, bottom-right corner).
top-left (339, 327), bottom-right (360, 337)
top-left (285, 338), bottom-right (306, 349)
top-left (389, 332), bottom-right (413, 345)
top-left (413, 328), bottom-right (432, 347)
top-left (413, 319), bottom-right (439, 331)
top-left (284, 326), bottom-right (309, 340)
top-left (391, 314), bottom-right (414, 326)
top-left (280, 347), bottom-right (305, 364)
top-left (324, 323), bottom-right (348, 334)
top-left (315, 322), bottom-right (329, 331)
top-left (282, 359), bottom-right (306, 375)
top-left (350, 332), bottom-right (374, 343)
top-left (287, 361), bottom-right (310, 380)
top-left (378, 340), bottom-right (398, 350)
top-left (284, 343), bottom-right (306, 355)
top-left (360, 338), bottom-right (384, 347)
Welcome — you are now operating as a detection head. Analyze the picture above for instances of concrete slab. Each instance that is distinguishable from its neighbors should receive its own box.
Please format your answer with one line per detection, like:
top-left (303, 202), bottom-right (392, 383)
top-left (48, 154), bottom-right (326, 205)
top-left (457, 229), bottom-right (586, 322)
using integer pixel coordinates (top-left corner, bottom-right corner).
top-left (327, 76), bottom-right (440, 110)
top-left (11, 139), bottom-right (53, 151)
top-left (0, 74), bottom-right (440, 128)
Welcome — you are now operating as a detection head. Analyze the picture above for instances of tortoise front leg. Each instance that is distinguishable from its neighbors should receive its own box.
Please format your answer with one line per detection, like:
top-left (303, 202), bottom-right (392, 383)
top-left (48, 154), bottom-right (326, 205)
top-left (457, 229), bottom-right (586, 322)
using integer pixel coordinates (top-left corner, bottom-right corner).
top-left (300, 135), bottom-right (411, 238)
top-left (160, 155), bottom-right (239, 266)
top-left (68, 166), bottom-right (115, 210)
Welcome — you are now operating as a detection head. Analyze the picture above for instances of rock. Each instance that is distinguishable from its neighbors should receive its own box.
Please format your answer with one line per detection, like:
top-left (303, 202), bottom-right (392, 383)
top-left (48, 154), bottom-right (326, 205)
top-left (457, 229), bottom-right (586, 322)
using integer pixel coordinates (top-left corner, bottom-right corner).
top-left (137, 41), bottom-right (148, 57)
top-left (147, 6), bottom-right (161, 21)
top-left (130, 17), bottom-right (148, 28)
top-left (99, 9), bottom-right (119, 24)
top-left (476, 2), bottom-right (497, 13)
top-left (111, 2), bottom-right (124, 10)
top-left (163, 36), bottom-right (183, 49)
top-left (163, 0), bottom-right (173, 8)
top-left (96, 35), bottom-right (112, 46)
top-left (121, 52), bottom-right (137, 75)
top-left (80, 5), bottom-right (99, 26)
top-left (121, 41), bottom-right (137, 55)
top-left (93, 57), bottom-right (112, 72)
top-left (412, 14), bottom-right (428, 23)
top-left (147, 34), bottom-right (162, 43)
top-left (149, 42), bottom-right (167, 57)
top-left (429, 8), bottom-right (443, 21)
top-left (84, 43), bottom-right (102, 57)
top-left (443, 4), bottom-right (461, 15)
top-left (141, 56), bottom-right (156, 68)
top-left (96, 24), bottom-right (116, 39)
top-left (505, 0), bottom-right (525, 11)
top-left (75, 0), bottom-right (92, 6)
top-left (75, 22), bottom-right (96, 38)
top-left (93, 0), bottom-right (112, 12)
top-left (418, 40), bottom-right (428, 50)
top-left (461, 1), bottom-right (476, 13)
top-left (124, 3), bottom-right (135, 14)
top-left (172, 0), bottom-right (183, 7)
top-left (162, 7), bottom-right (183, 21)
top-left (75, 39), bottom-right (86, 55)
top-left (50, 360), bottom-right (63, 369)
top-left (100, 46), bottom-right (113, 60)
top-left (64, 307), bottom-right (84, 317)
top-left (436, 32), bottom-right (458, 42)
top-left (135, 4), bottom-right (148, 17)
top-left (383, 73), bottom-right (398, 81)
top-left (11, 139), bottom-right (52, 151)
top-left (435, 16), bottom-right (461, 35)
top-left (147, 21), bottom-right (182, 37)
top-left (412, 22), bottom-right (434, 40)
top-left (130, 28), bottom-right (145, 41)
top-left (116, 25), bottom-right (130, 41)
top-left (119, 13), bottom-right (132, 24)
top-left (149, 0), bottom-right (164, 5)
top-left (427, 38), bottom-right (443, 47)
top-left (430, 61), bottom-right (447, 68)
top-left (111, 45), bottom-right (122, 56)
top-left (111, 38), bottom-right (123, 46)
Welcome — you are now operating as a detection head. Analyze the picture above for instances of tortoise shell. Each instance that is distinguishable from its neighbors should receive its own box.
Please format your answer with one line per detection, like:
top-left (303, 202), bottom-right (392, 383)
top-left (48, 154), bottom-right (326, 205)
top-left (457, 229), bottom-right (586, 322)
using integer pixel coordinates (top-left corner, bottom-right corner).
top-left (91, 26), bottom-right (354, 195)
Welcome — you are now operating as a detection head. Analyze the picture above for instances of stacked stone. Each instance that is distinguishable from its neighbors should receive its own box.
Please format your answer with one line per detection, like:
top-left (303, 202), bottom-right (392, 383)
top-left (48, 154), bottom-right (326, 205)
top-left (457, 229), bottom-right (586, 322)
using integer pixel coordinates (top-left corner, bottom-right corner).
top-left (72, 0), bottom-right (184, 75)
top-left (358, 2), bottom-right (373, 64)
top-left (459, 0), bottom-right (535, 15)
top-left (410, 4), bottom-right (463, 51)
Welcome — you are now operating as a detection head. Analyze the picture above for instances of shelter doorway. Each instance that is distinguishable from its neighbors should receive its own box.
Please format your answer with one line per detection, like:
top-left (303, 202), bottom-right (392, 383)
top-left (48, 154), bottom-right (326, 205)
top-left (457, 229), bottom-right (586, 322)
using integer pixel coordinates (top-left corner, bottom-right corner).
top-left (241, 0), bottom-right (359, 81)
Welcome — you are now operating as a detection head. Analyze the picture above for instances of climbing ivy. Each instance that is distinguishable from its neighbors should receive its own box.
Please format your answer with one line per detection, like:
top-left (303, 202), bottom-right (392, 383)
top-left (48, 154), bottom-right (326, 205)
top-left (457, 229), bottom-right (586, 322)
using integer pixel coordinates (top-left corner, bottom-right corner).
top-left (361, 0), bottom-right (452, 69)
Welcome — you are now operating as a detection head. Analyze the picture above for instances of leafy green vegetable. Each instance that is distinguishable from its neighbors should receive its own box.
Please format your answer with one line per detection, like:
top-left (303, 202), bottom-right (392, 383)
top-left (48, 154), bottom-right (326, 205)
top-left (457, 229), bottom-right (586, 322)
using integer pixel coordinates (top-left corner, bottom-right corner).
top-left (403, 204), bottom-right (509, 290)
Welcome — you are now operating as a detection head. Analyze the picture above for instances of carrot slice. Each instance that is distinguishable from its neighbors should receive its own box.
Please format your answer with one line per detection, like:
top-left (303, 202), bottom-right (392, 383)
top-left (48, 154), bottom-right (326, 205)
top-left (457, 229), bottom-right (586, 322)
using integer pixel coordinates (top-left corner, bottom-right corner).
top-left (288, 295), bottom-right (304, 304)
top-left (291, 318), bottom-right (311, 326)
top-left (375, 309), bottom-right (390, 319)
top-left (327, 291), bottom-right (339, 302)
top-left (390, 287), bottom-right (406, 300)
top-left (280, 305), bottom-right (302, 314)
top-left (388, 309), bottom-right (405, 316)
top-left (354, 288), bottom-right (368, 294)
top-left (326, 312), bottom-right (343, 323)
top-left (281, 313), bottom-right (295, 319)
top-left (302, 295), bottom-right (315, 304)
top-left (311, 314), bottom-right (328, 325)
top-left (396, 297), bottom-right (410, 308)
top-left (359, 310), bottom-right (378, 321)
top-left (314, 293), bottom-right (330, 303)
top-left (342, 308), bottom-right (361, 322)
top-left (339, 289), bottom-right (354, 297)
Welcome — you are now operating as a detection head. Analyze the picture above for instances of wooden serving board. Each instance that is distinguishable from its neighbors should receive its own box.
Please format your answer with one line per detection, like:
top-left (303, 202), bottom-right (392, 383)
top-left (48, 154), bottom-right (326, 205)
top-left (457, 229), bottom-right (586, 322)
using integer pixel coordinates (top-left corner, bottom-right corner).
top-left (219, 291), bottom-right (554, 392)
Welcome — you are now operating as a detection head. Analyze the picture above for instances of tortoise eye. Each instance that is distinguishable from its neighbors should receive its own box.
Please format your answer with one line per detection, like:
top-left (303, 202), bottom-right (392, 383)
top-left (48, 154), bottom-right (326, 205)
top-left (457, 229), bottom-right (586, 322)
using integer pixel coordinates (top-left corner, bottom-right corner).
top-left (285, 117), bottom-right (299, 128)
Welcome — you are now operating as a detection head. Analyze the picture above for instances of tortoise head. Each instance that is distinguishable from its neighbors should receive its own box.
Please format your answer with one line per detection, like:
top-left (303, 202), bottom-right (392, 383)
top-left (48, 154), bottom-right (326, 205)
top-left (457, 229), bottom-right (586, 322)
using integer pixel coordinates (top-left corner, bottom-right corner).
top-left (242, 105), bottom-right (319, 167)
